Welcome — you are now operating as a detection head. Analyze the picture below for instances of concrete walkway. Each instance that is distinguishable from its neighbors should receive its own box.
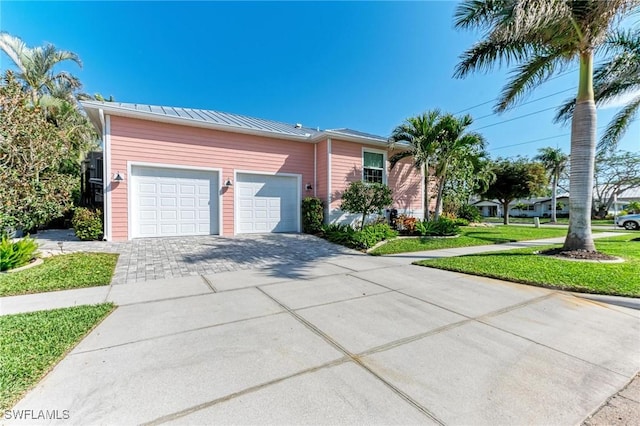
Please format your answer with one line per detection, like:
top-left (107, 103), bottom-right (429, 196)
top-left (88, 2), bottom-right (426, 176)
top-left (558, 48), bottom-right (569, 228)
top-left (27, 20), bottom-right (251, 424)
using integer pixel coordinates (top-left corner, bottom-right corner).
top-left (2, 232), bottom-right (638, 425)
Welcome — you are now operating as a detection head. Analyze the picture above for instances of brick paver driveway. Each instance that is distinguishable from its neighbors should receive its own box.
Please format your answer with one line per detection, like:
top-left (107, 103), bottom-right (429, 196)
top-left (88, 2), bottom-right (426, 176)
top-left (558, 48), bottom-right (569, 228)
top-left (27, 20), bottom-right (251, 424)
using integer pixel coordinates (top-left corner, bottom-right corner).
top-left (35, 231), bottom-right (356, 284)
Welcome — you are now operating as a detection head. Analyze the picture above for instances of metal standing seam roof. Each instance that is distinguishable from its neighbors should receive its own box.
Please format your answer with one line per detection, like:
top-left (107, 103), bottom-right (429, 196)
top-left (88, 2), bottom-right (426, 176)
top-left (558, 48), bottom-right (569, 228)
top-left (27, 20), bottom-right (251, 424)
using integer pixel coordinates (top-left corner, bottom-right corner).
top-left (325, 128), bottom-right (388, 143)
top-left (81, 101), bottom-right (389, 140)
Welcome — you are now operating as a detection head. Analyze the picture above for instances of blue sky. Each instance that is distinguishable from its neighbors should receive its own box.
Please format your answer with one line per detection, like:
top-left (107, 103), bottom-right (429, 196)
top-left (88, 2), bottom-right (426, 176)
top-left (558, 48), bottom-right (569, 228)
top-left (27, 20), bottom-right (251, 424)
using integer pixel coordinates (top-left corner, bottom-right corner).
top-left (1, 1), bottom-right (637, 158)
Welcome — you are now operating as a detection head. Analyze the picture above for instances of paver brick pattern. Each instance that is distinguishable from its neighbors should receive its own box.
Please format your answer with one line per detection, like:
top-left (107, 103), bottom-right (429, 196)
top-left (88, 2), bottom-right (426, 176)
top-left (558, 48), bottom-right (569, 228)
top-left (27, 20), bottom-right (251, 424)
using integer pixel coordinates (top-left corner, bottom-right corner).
top-left (35, 231), bottom-right (357, 285)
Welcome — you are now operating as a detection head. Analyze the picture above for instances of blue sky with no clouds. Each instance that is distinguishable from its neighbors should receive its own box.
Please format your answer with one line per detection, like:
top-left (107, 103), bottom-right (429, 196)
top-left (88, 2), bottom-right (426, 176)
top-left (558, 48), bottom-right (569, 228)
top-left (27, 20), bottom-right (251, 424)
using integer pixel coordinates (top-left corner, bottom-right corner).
top-left (1, 1), bottom-right (637, 158)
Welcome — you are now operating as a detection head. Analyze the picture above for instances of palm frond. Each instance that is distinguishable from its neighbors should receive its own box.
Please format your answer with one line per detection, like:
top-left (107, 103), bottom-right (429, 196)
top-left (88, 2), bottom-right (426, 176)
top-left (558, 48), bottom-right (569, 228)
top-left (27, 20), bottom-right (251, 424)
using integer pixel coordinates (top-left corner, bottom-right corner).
top-left (597, 93), bottom-right (640, 154)
top-left (0, 32), bottom-right (29, 74)
top-left (497, 51), bottom-right (571, 111)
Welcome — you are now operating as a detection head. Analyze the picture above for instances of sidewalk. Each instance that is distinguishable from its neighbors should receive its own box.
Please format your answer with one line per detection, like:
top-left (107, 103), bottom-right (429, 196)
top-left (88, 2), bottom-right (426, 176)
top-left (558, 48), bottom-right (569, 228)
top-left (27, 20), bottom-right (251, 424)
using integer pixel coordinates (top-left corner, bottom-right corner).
top-left (1, 232), bottom-right (634, 316)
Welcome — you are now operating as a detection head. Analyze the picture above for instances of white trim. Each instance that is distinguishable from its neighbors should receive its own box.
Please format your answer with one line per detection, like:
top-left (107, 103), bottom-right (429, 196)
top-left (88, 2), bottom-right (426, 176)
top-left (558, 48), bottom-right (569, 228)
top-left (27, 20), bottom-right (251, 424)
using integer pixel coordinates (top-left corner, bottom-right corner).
top-left (233, 170), bottom-right (302, 235)
top-left (103, 113), bottom-right (112, 241)
top-left (127, 162), bottom-right (223, 240)
top-left (327, 138), bottom-right (332, 215)
top-left (361, 147), bottom-right (388, 185)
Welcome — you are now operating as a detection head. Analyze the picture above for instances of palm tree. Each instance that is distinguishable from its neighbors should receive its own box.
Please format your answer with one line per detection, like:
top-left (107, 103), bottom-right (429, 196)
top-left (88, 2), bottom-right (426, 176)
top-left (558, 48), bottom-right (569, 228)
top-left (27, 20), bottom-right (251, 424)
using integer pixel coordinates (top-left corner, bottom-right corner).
top-left (535, 147), bottom-right (569, 222)
top-left (454, 0), bottom-right (639, 252)
top-left (0, 32), bottom-right (82, 105)
top-left (431, 113), bottom-right (486, 219)
top-left (556, 29), bottom-right (640, 154)
top-left (388, 110), bottom-right (442, 220)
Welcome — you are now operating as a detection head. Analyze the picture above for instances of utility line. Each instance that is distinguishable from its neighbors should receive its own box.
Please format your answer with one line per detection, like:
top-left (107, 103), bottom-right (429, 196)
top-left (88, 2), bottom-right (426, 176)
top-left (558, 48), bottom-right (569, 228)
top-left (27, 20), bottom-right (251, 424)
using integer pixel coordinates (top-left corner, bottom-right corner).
top-left (453, 68), bottom-right (578, 114)
top-left (487, 120), bottom-right (638, 152)
top-left (473, 88), bottom-right (575, 121)
top-left (473, 105), bottom-right (559, 130)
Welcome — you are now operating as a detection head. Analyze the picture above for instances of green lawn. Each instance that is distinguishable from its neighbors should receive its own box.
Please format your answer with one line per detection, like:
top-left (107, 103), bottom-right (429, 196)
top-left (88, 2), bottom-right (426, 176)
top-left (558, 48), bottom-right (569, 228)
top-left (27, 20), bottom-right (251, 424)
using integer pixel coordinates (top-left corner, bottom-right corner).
top-left (415, 235), bottom-right (640, 297)
top-left (0, 304), bottom-right (115, 409)
top-left (0, 253), bottom-right (118, 297)
top-left (370, 226), bottom-right (569, 255)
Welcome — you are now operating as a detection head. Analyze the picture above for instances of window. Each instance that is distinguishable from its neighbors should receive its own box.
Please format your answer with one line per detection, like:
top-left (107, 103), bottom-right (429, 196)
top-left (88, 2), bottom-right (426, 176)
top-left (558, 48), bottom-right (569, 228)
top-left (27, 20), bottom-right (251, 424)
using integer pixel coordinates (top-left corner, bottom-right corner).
top-left (363, 151), bottom-right (385, 183)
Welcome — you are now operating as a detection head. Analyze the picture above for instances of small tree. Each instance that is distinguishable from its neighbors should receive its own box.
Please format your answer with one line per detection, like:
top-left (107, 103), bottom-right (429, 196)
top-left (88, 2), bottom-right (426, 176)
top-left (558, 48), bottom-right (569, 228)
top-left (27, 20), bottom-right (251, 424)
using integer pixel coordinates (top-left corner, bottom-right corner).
top-left (481, 159), bottom-right (548, 225)
top-left (340, 181), bottom-right (393, 230)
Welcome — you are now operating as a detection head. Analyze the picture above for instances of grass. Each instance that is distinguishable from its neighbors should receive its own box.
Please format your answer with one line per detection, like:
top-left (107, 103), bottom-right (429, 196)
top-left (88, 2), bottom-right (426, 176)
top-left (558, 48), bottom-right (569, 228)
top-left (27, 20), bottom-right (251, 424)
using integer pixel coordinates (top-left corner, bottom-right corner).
top-left (370, 226), bottom-right (569, 255)
top-left (415, 235), bottom-right (640, 297)
top-left (0, 253), bottom-right (118, 297)
top-left (0, 303), bottom-right (115, 409)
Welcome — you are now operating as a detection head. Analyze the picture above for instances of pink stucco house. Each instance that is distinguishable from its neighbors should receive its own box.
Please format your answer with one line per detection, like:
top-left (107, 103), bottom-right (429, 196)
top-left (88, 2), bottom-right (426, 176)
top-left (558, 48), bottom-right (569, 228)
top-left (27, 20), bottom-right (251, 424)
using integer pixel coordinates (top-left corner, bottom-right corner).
top-left (81, 101), bottom-right (424, 241)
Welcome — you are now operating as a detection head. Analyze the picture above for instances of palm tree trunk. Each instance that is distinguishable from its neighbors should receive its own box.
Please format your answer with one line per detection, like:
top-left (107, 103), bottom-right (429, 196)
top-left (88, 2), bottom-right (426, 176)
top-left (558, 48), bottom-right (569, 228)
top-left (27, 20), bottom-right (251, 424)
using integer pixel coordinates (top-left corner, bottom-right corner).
top-left (424, 162), bottom-right (430, 221)
top-left (564, 51), bottom-right (596, 251)
top-left (434, 164), bottom-right (447, 221)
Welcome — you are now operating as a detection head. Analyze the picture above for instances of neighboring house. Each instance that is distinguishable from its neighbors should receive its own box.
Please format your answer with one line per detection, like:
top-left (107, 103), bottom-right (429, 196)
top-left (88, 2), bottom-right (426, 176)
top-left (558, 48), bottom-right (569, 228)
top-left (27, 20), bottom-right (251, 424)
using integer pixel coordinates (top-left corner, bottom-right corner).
top-left (472, 195), bottom-right (570, 218)
top-left (81, 101), bottom-right (424, 241)
top-left (597, 187), bottom-right (640, 214)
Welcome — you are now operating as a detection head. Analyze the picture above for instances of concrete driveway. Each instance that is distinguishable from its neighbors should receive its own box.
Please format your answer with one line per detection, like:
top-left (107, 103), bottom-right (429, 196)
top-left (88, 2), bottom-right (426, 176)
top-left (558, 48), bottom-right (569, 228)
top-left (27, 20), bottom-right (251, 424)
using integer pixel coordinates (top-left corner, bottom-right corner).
top-left (8, 249), bottom-right (640, 425)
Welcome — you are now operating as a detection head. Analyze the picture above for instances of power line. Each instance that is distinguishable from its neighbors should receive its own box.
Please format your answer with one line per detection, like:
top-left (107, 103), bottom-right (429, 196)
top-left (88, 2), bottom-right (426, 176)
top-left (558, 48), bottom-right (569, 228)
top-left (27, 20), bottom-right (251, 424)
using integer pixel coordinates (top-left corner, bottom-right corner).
top-left (487, 120), bottom-right (638, 152)
top-left (473, 88), bottom-right (575, 121)
top-left (473, 105), bottom-right (559, 131)
top-left (453, 68), bottom-right (578, 115)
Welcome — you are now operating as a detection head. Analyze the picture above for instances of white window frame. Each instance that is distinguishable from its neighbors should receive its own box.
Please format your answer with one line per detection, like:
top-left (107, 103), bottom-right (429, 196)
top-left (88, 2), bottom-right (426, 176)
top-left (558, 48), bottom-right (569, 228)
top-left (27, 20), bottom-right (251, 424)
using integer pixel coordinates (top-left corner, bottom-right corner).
top-left (361, 148), bottom-right (387, 185)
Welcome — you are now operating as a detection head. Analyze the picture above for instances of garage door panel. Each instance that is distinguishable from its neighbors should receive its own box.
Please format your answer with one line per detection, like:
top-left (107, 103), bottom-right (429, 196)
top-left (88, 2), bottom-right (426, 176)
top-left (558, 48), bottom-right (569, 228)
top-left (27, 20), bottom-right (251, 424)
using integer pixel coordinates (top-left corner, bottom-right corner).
top-left (236, 173), bottom-right (298, 234)
top-left (131, 166), bottom-right (218, 238)
top-left (160, 197), bottom-right (177, 207)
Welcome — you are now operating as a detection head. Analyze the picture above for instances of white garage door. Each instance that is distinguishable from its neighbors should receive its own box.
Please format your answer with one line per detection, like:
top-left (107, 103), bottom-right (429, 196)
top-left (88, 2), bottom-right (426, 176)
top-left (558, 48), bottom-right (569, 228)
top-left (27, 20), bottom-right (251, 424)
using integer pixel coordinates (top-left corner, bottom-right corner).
top-left (236, 173), bottom-right (299, 233)
top-left (131, 166), bottom-right (218, 238)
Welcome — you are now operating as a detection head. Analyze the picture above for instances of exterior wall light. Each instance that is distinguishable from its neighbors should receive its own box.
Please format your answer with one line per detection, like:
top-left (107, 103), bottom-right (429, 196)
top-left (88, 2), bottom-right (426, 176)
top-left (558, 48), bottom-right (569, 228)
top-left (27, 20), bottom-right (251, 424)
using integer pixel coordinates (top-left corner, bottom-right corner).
top-left (305, 183), bottom-right (313, 191)
top-left (113, 171), bottom-right (125, 182)
top-left (225, 178), bottom-right (233, 187)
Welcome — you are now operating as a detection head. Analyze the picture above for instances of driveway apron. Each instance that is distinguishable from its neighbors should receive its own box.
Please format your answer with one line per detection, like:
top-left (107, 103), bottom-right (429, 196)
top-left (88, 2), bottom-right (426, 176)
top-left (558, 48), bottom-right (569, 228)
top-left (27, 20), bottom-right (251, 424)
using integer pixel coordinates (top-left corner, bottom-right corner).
top-left (7, 232), bottom-right (640, 425)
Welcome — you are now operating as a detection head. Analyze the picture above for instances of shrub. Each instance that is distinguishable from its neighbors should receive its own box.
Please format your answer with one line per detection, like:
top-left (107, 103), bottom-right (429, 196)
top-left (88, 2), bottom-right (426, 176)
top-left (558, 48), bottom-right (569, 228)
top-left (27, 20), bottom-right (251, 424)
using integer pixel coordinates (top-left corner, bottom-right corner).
top-left (453, 218), bottom-right (470, 226)
top-left (340, 181), bottom-right (393, 230)
top-left (322, 223), bottom-right (397, 250)
top-left (421, 218), bottom-right (460, 237)
top-left (0, 235), bottom-right (38, 271)
top-left (72, 208), bottom-right (103, 241)
top-left (301, 197), bottom-right (324, 234)
top-left (457, 204), bottom-right (482, 222)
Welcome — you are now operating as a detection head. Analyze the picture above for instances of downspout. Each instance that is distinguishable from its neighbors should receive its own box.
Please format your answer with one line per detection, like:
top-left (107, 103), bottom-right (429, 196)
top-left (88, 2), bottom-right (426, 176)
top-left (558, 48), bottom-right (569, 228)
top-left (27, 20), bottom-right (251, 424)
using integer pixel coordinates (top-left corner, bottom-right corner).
top-left (313, 143), bottom-right (317, 197)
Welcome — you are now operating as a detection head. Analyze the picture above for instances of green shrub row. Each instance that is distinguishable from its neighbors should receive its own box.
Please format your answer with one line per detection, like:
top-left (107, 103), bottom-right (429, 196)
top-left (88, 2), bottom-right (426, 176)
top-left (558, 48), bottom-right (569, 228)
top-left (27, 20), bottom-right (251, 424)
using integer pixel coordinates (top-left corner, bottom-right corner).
top-left (0, 235), bottom-right (38, 272)
top-left (322, 223), bottom-right (398, 250)
top-left (72, 208), bottom-right (103, 241)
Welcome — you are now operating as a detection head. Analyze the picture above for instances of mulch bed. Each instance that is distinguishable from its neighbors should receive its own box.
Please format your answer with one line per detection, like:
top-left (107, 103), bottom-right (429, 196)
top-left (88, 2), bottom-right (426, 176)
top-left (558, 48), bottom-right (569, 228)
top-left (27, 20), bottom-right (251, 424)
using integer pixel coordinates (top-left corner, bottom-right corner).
top-left (538, 248), bottom-right (619, 261)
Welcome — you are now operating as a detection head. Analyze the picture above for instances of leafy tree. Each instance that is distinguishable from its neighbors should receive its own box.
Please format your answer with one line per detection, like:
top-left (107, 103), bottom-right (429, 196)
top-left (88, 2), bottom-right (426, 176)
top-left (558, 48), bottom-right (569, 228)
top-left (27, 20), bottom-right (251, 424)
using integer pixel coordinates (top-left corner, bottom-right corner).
top-left (592, 151), bottom-right (640, 217)
top-left (454, 0), bottom-right (639, 251)
top-left (557, 29), bottom-right (640, 154)
top-left (389, 110), bottom-right (441, 220)
top-left (481, 159), bottom-right (548, 225)
top-left (340, 181), bottom-right (393, 230)
top-left (0, 72), bottom-right (77, 231)
top-left (534, 147), bottom-right (569, 222)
